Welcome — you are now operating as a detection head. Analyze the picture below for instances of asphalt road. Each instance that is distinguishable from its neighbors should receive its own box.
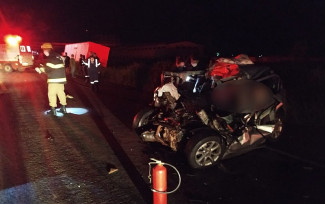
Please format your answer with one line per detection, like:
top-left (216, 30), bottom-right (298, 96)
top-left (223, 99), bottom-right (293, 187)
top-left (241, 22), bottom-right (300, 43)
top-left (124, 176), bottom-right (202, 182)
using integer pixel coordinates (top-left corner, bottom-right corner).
top-left (0, 71), bottom-right (146, 204)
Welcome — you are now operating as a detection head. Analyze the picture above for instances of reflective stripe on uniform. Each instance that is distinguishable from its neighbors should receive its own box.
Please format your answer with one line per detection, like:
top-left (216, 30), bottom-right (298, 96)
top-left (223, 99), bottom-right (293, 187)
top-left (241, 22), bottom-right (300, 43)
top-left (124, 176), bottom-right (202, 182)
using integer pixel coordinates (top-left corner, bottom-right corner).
top-left (48, 78), bottom-right (67, 83)
top-left (83, 59), bottom-right (100, 68)
top-left (95, 59), bottom-right (101, 67)
top-left (46, 63), bottom-right (64, 69)
top-left (90, 80), bottom-right (99, 84)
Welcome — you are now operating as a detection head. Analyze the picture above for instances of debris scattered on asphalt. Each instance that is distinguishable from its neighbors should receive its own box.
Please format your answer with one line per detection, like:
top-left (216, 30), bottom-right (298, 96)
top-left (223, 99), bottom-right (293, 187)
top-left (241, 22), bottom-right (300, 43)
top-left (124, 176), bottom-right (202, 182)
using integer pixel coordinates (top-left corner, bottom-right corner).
top-left (106, 163), bottom-right (118, 174)
top-left (45, 130), bottom-right (54, 141)
top-left (108, 168), bottom-right (118, 174)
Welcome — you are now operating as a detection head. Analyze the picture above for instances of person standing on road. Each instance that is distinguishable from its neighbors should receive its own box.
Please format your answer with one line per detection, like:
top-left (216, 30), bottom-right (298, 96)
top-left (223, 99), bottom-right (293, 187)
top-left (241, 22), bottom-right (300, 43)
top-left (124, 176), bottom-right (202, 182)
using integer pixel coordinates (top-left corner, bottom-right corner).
top-left (92, 52), bottom-right (101, 82)
top-left (82, 56), bottom-right (100, 92)
top-left (63, 52), bottom-right (70, 74)
top-left (70, 54), bottom-right (76, 78)
top-left (65, 54), bottom-right (75, 99)
top-left (79, 54), bottom-right (88, 82)
top-left (35, 43), bottom-right (68, 116)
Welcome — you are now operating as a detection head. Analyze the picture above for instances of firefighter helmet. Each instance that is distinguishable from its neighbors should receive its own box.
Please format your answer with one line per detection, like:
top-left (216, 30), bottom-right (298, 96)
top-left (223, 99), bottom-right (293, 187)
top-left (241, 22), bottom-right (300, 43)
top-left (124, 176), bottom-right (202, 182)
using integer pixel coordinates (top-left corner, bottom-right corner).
top-left (41, 42), bottom-right (53, 49)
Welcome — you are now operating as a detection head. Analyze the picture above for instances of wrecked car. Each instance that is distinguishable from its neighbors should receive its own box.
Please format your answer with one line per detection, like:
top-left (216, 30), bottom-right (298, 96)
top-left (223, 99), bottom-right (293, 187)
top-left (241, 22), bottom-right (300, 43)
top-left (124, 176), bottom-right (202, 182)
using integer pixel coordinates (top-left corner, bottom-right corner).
top-left (132, 60), bottom-right (286, 169)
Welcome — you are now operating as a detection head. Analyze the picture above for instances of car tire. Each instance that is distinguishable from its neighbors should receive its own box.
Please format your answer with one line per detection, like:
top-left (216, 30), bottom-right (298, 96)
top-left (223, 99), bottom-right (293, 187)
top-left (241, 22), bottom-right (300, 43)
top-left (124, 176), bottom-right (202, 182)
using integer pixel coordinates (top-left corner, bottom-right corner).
top-left (185, 132), bottom-right (225, 169)
top-left (132, 107), bottom-right (154, 130)
top-left (4, 64), bottom-right (13, 72)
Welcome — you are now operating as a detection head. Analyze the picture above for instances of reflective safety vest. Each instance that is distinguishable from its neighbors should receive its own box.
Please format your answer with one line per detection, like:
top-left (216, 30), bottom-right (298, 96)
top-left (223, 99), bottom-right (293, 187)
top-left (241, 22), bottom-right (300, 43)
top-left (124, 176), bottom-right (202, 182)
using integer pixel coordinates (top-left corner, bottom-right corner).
top-left (83, 58), bottom-right (101, 68)
top-left (44, 52), bottom-right (67, 84)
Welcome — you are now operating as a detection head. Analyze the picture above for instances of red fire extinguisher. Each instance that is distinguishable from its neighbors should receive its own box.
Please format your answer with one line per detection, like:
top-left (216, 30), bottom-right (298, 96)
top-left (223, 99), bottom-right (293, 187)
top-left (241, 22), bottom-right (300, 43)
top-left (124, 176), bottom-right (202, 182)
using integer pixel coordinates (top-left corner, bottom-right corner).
top-left (153, 163), bottom-right (167, 204)
top-left (148, 158), bottom-right (182, 204)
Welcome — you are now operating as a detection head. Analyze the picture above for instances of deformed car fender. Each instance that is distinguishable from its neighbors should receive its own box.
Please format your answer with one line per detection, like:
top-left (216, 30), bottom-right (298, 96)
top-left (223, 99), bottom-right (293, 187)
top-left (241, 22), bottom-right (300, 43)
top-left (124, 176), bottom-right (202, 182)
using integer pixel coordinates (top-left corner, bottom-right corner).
top-left (187, 127), bottom-right (226, 143)
top-left (132, 107), bottom-right (155, 130)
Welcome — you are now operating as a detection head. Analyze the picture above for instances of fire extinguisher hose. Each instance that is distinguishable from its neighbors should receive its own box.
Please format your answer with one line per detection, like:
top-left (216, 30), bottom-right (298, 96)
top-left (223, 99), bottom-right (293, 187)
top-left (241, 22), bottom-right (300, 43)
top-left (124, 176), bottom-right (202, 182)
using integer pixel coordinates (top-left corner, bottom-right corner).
top-left (148, 158), bottom-right (181, 194)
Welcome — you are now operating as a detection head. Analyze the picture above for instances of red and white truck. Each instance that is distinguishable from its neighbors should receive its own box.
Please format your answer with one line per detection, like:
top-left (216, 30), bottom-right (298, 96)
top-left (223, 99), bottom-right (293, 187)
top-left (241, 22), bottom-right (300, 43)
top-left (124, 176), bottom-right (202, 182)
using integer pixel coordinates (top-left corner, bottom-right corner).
top-left (0, 35), bottom-right (34, 72)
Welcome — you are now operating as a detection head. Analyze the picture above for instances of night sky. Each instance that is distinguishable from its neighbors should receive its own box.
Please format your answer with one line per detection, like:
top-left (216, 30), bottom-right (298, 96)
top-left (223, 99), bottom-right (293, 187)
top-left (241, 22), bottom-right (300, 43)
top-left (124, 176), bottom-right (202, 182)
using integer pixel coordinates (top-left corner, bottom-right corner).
top-left (1, 0), bottom-right (325, 56)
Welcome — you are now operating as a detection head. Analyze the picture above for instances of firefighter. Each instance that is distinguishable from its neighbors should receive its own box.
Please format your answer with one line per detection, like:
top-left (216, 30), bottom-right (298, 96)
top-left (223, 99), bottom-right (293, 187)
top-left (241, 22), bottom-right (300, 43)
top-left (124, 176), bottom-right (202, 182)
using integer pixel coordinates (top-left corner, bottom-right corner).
top-left (82, 55), bottom-right (100, 92)
top-left (36, 43), bottom-right (68, 116)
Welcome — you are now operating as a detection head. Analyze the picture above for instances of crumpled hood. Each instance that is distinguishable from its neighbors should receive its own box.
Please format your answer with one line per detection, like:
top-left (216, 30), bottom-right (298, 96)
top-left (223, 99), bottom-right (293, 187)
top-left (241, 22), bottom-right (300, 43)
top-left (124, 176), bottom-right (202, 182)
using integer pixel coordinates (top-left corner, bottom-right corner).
top-left (156, 82), bottom-right (181, 100)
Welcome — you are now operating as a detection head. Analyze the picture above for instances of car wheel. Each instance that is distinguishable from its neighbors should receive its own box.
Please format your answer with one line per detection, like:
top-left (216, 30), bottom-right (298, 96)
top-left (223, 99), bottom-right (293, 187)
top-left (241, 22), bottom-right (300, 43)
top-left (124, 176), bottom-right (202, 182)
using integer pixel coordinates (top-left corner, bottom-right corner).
top-left (185, 132), bottom-right (225, 169)
top-left (4, 64), bottom-right (13, 72)
top-left (132, 107), bottom-right (154, 130)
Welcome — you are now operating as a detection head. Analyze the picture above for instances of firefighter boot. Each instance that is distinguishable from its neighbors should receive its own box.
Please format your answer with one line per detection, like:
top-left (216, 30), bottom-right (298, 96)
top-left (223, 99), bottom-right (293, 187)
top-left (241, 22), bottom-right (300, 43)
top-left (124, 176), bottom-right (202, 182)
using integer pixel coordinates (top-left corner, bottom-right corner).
top-left (60, 105), bottom-right (67, 114)
top-left (48, 107), bottom-right (57, 116)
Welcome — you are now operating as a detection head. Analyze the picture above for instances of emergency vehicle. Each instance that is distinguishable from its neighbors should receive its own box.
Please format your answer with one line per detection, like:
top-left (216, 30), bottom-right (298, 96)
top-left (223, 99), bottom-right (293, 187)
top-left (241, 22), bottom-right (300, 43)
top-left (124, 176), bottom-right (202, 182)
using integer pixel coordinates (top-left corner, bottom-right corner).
top-left (0, 35), bottom-right (34, 72)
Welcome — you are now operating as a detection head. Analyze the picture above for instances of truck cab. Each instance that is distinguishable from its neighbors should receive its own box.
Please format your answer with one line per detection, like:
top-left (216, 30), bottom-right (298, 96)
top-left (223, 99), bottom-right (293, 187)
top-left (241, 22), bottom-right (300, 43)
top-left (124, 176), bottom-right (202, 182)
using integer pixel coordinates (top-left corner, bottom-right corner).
top-left (0, 35), bottom-right (34, 72)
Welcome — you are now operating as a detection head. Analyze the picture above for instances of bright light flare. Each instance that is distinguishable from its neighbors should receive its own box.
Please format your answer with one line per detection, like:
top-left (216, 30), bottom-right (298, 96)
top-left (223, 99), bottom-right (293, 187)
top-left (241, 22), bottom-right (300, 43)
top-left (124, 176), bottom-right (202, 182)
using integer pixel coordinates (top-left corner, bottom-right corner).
top-left (4, 35), bottom-right (22, 46)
